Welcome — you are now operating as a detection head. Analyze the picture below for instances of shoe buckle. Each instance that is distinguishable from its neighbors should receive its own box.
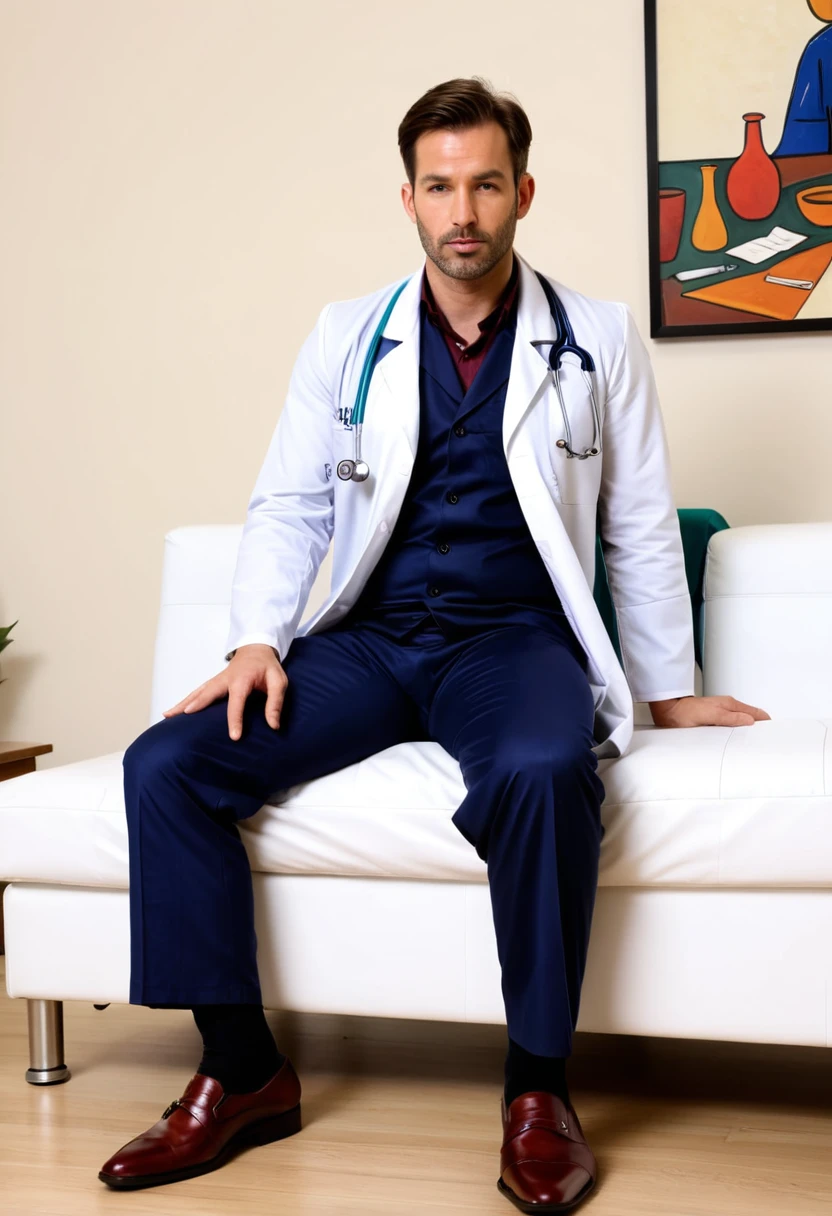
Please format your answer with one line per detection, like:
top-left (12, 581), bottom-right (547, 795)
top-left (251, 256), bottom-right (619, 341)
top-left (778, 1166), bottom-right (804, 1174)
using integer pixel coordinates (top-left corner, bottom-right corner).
top-left (561, 1119), bottom-right (568, 1130)
top-left (162, 1099), bottom-right (183, 1120)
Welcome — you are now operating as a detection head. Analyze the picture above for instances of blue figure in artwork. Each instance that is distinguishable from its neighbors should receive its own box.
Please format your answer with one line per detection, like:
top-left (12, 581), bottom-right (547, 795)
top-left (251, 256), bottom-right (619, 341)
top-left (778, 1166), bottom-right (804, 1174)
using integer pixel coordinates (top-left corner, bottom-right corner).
top-left (774, 1), bottom-right (832, 157)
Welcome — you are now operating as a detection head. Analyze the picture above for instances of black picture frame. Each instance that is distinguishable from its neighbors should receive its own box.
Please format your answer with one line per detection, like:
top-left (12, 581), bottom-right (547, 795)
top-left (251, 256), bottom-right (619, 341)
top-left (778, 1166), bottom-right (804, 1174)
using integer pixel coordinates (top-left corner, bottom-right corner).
top-left (644, 0), bottom-right (832, 339)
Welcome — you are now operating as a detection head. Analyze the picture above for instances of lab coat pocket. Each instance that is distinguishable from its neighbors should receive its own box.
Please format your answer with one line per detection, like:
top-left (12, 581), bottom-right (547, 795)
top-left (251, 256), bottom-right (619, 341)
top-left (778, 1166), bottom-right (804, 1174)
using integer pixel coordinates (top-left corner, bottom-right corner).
top-left (330, 419), bottom-right (354, 453)
top-left (549, 444), bottom-right (603, 505)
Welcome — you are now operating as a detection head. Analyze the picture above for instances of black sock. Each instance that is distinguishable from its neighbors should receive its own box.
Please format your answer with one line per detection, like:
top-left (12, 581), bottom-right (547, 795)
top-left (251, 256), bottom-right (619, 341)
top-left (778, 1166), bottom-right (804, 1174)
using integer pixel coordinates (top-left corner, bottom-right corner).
top-left (504, 1035), bottom-right (570, 1109)
top-left (191, 1003), bottom-right (286, 1095)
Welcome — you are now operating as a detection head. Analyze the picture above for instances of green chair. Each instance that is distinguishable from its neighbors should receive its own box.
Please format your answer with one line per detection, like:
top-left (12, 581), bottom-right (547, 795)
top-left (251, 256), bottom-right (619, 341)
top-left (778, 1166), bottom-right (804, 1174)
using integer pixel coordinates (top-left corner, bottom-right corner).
top-left (593, 507), bottom-right (730, 672)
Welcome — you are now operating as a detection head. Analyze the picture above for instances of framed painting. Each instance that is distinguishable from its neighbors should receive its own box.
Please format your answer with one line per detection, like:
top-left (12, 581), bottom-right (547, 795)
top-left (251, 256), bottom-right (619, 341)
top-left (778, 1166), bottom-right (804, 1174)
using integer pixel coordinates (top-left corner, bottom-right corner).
top-left (645, 0), bottom-right (832, 337)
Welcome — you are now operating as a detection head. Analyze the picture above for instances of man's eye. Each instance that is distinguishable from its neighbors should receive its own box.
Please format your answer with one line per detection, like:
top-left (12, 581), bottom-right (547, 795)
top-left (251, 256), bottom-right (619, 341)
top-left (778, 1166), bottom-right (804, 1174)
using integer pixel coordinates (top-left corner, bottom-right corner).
top-left (428, 183), bottom-right (495, 192)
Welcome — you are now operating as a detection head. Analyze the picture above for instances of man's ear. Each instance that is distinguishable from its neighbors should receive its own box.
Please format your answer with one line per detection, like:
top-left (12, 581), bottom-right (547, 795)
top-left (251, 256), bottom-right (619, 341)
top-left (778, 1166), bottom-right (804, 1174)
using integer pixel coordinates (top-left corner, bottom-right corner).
top-left (401, 182), bottom-right (417, 222)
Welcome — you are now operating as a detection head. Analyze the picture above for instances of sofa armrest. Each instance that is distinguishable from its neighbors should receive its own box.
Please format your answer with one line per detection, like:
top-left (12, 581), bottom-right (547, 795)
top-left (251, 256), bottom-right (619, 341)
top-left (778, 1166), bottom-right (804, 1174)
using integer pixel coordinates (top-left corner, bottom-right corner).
top-left (702, 522), bottom-right (832, 718)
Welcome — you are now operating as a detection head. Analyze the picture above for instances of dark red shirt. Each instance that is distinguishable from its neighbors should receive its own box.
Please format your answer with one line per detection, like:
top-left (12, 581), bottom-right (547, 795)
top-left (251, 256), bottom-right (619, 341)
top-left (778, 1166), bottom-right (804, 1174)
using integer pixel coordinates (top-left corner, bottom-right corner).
top-left (420, 253), bottom-right (519, 394)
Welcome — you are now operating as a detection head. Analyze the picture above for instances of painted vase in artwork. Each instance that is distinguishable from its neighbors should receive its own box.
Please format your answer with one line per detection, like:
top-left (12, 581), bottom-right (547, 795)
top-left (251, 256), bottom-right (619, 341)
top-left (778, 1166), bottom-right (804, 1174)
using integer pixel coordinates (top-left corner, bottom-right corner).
top-left (659, 187), bottom-right (686, 261)
top-left (692, 165), bottom-right (728, 251)
top-left (726, 112), bottom-right (781, 221)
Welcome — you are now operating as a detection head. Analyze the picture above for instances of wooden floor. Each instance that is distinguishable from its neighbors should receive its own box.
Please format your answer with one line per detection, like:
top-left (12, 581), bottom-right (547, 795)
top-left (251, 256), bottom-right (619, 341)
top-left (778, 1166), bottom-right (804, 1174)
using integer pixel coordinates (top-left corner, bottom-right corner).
top-left (2, 958), bottom-right (832, 1215)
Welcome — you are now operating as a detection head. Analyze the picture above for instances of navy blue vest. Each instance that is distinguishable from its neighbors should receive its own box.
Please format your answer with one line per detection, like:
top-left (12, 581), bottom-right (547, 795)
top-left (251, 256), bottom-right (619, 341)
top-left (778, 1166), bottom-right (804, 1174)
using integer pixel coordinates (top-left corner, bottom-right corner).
top-left (343, 283), bottom-right (585, 664)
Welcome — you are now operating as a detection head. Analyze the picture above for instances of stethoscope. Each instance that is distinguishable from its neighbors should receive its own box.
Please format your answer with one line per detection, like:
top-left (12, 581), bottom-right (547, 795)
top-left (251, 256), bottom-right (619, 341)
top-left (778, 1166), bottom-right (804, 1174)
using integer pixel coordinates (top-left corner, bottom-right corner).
top-left (336, 269), bottom-right (602, 482)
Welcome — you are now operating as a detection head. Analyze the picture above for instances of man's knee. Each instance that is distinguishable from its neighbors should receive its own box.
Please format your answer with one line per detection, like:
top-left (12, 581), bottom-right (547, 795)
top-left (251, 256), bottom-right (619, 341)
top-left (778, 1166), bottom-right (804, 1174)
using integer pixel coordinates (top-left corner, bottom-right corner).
top-left (123, 717), bottom-right (199, 789)
top-left (489, 736), bottom-right (597, 790)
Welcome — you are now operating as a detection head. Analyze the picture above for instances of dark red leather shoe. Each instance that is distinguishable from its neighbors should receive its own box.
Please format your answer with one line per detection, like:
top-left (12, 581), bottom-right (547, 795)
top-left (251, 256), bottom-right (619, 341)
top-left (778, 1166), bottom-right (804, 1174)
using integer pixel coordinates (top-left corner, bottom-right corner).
top-left (498, 1091), bottom-right (597, 1213)
top-left (98, 1056), bottom-right (302, 1190)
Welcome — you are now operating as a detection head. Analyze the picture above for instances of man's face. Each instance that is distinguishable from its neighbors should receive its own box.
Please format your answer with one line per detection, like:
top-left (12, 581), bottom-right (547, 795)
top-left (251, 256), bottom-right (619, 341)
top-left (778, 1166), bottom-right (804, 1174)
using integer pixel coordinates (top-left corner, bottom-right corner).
top-left (402, 121), bottom-right (534, 282)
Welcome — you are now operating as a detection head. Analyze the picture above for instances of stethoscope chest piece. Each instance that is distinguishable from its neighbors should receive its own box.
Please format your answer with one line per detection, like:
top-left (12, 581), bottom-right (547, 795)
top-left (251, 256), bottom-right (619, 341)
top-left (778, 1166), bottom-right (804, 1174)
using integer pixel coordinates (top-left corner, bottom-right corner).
top-left (337, 457), bottom-right (370, 482)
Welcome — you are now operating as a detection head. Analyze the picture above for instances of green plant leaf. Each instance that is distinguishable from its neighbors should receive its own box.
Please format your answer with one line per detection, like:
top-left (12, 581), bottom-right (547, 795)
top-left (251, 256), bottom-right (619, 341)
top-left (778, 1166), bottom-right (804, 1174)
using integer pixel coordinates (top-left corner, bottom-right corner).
top-left (0, 620), bottom-right (19, 655)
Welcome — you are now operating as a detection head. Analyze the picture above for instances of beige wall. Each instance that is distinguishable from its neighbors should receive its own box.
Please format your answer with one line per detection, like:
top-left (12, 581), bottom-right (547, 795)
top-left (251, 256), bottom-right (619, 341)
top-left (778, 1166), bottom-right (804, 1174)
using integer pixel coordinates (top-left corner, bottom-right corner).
top-left (1, 0), bottom-right (830, 768)
top-left (658, 0), bottom-right (823, 160)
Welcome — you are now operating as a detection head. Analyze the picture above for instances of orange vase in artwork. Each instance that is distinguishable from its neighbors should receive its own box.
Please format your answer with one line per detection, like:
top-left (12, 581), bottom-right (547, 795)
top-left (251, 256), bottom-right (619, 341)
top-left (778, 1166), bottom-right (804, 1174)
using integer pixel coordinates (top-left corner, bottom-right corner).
top-left (692, 165), bottom-right (728, 251)
top-left (726, 112), bottom-right (781, 221)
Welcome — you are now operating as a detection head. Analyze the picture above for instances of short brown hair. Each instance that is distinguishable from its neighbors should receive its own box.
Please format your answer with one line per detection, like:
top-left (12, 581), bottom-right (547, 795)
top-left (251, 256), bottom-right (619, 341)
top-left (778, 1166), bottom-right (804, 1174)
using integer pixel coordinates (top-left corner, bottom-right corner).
top-left (398, 76), bottom-right (533, 191)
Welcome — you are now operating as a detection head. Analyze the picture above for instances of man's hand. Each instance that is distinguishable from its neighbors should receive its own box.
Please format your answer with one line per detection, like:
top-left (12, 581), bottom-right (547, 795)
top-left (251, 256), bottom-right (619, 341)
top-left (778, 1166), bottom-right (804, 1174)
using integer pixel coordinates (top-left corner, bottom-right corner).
top-left (648, 694), bottom-right (771, 729)
top-left (163, 644), bottom-right (287, 741)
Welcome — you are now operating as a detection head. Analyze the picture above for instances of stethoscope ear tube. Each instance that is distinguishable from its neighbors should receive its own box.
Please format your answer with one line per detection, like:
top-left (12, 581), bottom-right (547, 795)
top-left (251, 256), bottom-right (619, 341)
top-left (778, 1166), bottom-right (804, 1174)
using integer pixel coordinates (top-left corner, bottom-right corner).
top-left (534, 271), bottom-right (602, 459)
top-left (337, 277), bottom-right (412, 481)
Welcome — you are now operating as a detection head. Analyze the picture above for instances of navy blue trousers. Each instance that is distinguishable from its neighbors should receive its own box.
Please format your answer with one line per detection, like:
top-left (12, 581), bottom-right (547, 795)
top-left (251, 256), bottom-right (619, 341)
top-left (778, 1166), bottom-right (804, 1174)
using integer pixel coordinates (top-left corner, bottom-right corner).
top-left (123, 613), bottom-right (606, 1057)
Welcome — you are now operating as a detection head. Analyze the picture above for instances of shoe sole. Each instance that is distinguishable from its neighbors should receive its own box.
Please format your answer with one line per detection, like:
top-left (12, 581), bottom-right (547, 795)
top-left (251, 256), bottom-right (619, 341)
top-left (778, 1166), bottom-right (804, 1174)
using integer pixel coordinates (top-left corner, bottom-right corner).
top-left (497, 1171), bottom-right (596, 1213)
top-left (98, 1101), bottom-right (302, 1190)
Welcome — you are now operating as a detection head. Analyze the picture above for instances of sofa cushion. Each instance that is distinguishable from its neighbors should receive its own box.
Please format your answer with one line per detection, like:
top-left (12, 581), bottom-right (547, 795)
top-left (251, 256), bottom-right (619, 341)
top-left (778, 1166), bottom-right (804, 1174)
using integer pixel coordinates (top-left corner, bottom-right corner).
top-left (1, 718), bottom-right (830, 890)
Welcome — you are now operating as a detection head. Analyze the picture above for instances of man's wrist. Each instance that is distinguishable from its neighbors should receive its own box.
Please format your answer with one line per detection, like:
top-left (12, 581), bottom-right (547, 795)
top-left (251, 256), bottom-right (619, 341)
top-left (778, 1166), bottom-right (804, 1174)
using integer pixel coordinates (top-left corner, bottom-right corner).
top-left (647, 695), bottom-right (691, 724)
top-left (228, 642), bottom-right (281, 661)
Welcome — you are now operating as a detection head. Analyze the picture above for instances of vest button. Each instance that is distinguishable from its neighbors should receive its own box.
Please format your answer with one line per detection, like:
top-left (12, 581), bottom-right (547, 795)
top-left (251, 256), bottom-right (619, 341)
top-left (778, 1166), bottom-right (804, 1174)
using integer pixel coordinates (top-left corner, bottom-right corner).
top-left (453, 424), bottom-right (466, 437)
top-left (428, 586), bottom-right (441, 597)
top-left (446, 492), bottom-right (459, 504)
top-left (437, 542), bottom-right (450, 554)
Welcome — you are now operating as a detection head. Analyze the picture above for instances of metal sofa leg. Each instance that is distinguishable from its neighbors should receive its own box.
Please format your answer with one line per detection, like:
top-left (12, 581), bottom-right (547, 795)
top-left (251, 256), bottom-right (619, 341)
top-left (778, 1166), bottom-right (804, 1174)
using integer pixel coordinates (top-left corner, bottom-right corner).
top-left (26, 999), bottom-right (71, 1085)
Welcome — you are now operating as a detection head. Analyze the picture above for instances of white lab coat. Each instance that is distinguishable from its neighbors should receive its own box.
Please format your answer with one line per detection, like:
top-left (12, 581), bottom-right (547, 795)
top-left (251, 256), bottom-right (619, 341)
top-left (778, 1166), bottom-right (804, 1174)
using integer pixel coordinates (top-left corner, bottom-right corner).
top-left (225, 249), bottom-right (695, 758)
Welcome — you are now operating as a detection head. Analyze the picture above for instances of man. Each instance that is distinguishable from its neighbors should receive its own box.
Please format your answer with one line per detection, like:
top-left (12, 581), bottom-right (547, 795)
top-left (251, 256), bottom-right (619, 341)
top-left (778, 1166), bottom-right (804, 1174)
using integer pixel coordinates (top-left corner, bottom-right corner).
top-left (100, 77), bottom-right (768, 1209)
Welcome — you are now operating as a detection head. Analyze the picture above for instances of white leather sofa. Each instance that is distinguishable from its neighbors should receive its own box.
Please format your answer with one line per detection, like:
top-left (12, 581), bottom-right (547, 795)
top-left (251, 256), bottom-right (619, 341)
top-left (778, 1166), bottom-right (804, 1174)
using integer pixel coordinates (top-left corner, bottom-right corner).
top-left (3, 521), bottom-right (832, 1085)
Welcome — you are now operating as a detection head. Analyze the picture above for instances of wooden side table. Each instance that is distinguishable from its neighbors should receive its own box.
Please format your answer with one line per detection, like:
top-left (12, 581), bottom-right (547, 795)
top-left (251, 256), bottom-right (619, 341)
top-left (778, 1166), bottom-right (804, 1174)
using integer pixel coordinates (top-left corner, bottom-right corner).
top-left (0, 742), bottom-right (53, 956)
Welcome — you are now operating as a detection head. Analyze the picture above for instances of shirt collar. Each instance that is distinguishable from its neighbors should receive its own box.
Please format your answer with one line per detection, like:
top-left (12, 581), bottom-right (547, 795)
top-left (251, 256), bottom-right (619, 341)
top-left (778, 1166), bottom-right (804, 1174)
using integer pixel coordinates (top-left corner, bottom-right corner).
top-left (420, 252), bottom-right (519, 349)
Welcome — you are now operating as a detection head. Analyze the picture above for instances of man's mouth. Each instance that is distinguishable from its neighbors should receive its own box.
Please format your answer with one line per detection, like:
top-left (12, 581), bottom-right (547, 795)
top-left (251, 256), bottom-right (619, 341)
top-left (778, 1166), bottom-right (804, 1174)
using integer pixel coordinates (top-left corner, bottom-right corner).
top-left (448, 239), bottom-right (483, 250)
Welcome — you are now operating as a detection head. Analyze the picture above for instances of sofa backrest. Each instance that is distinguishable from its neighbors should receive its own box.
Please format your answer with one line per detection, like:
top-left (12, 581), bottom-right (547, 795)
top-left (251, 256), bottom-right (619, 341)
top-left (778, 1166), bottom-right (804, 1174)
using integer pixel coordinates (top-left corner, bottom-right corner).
top-left (148, 526), bottom-right (333, 727)
top-left (147, 520), bottom-right (832, 728)
top-left (702, 522), bottom-right (832, 717)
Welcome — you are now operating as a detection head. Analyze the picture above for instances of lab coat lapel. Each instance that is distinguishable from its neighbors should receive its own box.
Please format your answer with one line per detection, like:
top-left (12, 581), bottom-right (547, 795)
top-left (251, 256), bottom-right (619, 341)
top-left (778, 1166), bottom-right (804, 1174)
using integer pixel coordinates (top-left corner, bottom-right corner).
top-left (501, 250), bottom-right (559, 453)
top-left (373, 269), bottom-right (423, 460)
top-left (375, 249), bottom-right (558, 460)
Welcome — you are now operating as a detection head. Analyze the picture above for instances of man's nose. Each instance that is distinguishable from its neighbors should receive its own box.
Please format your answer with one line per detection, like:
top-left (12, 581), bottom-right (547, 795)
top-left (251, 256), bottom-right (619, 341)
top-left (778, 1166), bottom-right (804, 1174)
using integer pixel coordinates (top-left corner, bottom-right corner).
top-left (451, 191), bottom-right (478, 229)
